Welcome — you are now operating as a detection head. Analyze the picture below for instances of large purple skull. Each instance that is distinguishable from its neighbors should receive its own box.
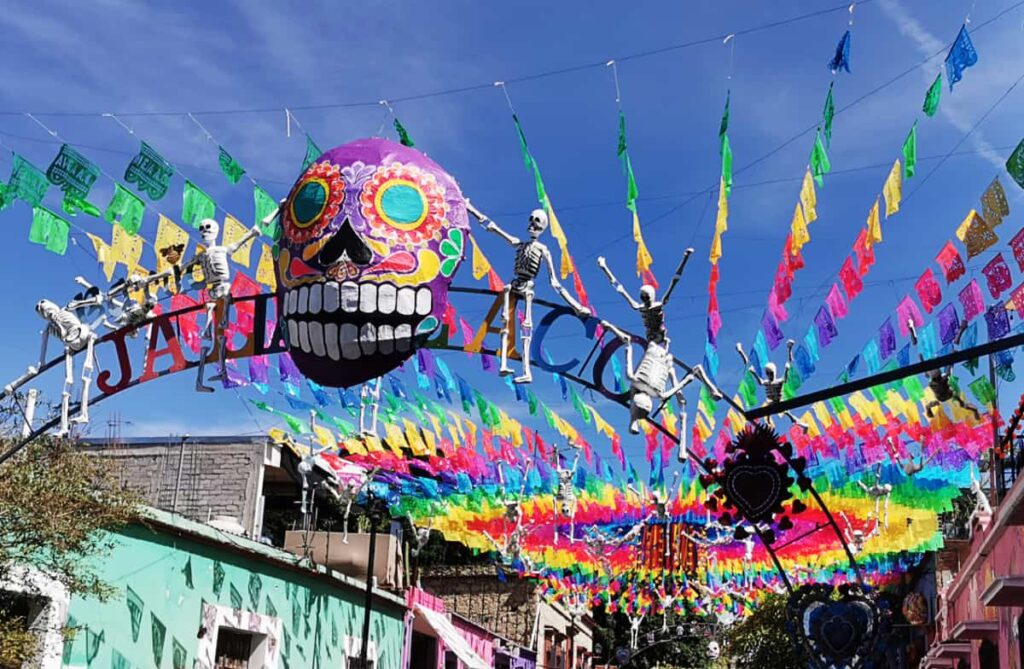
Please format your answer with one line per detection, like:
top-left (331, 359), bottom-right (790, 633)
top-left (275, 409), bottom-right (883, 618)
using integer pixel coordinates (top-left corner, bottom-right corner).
top-left (276, 138), bottom-right (469, 387)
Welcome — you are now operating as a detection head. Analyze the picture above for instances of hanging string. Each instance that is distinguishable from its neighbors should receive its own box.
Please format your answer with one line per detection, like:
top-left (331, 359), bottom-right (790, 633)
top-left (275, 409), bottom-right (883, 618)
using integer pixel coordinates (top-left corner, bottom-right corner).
top-left (105, 112), bottom-right (278, 244)
top-left (723, 35), bottom-right (736, 81)
top-left (848, 2), bottom-right (857, 26)
top-left (376, 100), bottom-right (393, 138)
top-left (494, 81), bottom-right (517, 115)
top-left (187, 113), bottom-right (261, 190)
top-left (21, 113), bottom-right (166, 253)
top-left (606, 60), bottom-right (623, 109)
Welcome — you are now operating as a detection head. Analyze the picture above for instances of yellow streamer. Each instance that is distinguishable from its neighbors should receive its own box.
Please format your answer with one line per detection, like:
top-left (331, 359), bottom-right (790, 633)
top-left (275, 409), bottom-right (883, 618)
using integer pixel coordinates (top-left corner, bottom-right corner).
top-left (883, 159), bottom-right (902, 218)
top-left (866, 198), bottom-right (882, 248)
top-left (800, 169), bottom-right (817, 223)
top-left (790, 203), bottom-right (810, 253)
top-left (470, 234), bottom-right (491, 280)
top-left (222, 214), bottom-right (254, 267)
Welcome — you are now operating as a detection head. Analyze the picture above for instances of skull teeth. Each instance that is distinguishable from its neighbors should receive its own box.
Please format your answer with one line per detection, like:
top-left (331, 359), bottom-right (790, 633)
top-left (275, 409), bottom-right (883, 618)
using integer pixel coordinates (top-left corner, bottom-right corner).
top-left (285, 317), bottom-right (422, 359)
top-left (282, 282), bottom-right (432, 317)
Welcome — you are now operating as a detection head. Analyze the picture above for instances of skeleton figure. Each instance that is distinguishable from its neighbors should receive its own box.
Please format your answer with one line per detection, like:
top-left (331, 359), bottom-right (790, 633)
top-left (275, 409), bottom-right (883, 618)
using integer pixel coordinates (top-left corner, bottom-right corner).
top-left (856, 463), bottom-right (892, 529)
top-left (596, 247), bottom-right (693, 344)
top-left (606, 323), bottom-right (721, 435)
top-left (182, 216), bottom-right (267, 392)
top-left (35, 300), bottom-right (98, 435)
top-left (407, 515), bottom-right (434, 557)
top-left (735, 339), bottom-right (808, 432)
top-left (359, 377), bottom-right (383, 436)
top-left (467, 203), bottom-right (589, 384)
top-left (656, 584), bottom-right (678, 632)
top-left (628, 613), bottom-right (645, 650)
top-left (336, 467), bottom-right (379, 544)
top-left (908, 319), bottom-right (981, 420)
top-left (553, 442), bottom-right (582, 543)
top-left (838, 510), bottom-right (879, 555)
top-left (885, 436), bottom-right (936, 477)
top-left (968, 465), bottom-right (993, 534)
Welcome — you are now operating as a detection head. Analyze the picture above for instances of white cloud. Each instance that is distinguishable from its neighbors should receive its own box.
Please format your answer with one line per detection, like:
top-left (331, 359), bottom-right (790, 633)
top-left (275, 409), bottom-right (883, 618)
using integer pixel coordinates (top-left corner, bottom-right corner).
top-left (877, 0), bottom-right (1006, 170)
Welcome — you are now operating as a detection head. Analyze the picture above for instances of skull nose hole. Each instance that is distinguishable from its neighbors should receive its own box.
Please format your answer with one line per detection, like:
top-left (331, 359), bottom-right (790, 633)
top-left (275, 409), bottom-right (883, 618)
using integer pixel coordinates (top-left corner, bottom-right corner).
top-left (317, 217), bottom-right (373, 267)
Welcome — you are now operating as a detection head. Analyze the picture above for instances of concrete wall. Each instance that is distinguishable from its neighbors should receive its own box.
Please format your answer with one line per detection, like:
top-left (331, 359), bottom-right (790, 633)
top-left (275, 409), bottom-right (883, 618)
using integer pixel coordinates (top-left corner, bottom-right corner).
top-left (81, 437), bottom-right (270, 536)
top-left (59, 512), bottom-right (407, 669)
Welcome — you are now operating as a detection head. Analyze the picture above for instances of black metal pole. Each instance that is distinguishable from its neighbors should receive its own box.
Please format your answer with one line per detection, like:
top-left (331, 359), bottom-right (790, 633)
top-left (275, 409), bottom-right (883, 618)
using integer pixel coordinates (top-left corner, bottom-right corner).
top-left (359, 496), bottom-right (379, 669)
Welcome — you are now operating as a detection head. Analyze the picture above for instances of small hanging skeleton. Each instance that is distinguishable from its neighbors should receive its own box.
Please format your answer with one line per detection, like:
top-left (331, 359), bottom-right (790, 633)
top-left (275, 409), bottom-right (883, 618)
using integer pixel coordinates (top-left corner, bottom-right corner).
top-left (735, 338), bottom-right (808, 432)
top-left (908, 319), bottom-right (981, 420)
top-left (628, 612), bottom-right (645, 650)
top-left (358, 377), bottom-right (383, 437)
top-left (466, 203), bottom-right (590, 384)
top-left (336, 467), bottom-right (379, 544)
top-left (856, 463), bottom-right (892, 529)
top-left (604, 322), bottom-right (720, 435)
top-left (885, 436), bottom-right (936, 477)
top-left (968, 465), bottom-right (993, 534)
top-left (596, 247), bottom-right (693, 345)
top-left (838, 510), bottom-right (879, 556)
top-left (553, 440), bottom-right (582, 543)
top-left (182, 215), bottom-right (269, 393)
top-left (484, 462), bottom-right (536, 569)
top-left (656, 583), bottom-right (678, 632)
top-left (407, 514), bottom-right (434, 558)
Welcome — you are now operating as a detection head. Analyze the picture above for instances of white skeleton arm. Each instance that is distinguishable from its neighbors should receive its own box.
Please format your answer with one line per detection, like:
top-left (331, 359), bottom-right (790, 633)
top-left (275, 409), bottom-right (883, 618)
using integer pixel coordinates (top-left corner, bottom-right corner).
top-left (596, 257), bottom-right (643, 310)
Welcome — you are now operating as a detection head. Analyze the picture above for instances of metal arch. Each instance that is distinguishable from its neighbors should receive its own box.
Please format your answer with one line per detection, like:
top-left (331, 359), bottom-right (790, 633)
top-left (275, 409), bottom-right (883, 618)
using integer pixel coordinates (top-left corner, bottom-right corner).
top-left (0, 287), bottom-right (860, 591)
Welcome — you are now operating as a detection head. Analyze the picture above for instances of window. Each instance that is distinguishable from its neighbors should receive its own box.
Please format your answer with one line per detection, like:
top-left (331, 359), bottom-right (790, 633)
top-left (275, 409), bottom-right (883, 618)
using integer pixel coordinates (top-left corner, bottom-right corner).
top-left (196, 603), bottom-right (282, 669)
top-left (215, 628), bottom-right (259, 669)
top-left (444, 650), bottom-right (459, 669)
top-left (0, 567), bottom-right (69, 669)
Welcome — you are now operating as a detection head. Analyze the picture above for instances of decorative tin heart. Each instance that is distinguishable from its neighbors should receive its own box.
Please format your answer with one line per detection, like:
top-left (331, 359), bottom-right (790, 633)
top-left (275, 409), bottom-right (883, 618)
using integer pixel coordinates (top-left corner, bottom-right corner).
top-left (724, 464), bottom-right (782, 522)
top-left (788, 584), bottom-right (890, 669)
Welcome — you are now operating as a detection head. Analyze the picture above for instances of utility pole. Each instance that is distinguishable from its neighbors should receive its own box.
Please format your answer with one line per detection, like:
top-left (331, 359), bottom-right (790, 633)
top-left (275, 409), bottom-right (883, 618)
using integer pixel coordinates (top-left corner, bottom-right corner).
top-left (359, 491), bottom-right (382, 669)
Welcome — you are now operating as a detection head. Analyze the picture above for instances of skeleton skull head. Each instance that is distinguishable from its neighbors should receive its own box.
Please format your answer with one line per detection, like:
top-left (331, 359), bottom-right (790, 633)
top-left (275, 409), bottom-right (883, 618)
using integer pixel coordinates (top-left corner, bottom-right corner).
top-left (35, 299), bottom-right (61, 321)
top-left (706, 641), bottom-right (720, 660)
top-left (198, 219), bottom-right (220, 245)
top-left (527, 209), bottom-right (548, 238)
top-left (764, 361), bottom-right (778, 381)
top-left (275, 138), bottom-right (470, 387)
top-left (639, 285), bottom-right (656, 306)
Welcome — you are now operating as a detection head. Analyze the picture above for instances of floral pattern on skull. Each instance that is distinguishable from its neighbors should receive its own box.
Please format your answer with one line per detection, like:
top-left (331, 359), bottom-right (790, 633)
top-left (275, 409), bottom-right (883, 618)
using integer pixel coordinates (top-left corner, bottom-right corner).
top-left (275, 138), bottom-right (469, 387)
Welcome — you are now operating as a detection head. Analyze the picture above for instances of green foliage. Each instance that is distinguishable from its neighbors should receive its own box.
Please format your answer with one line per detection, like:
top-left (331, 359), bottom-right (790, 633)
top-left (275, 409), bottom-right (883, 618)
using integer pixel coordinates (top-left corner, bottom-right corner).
top-left (723, 594), bottom-right (807, 667)
top-left (0, 436), bottom-right (139, 665)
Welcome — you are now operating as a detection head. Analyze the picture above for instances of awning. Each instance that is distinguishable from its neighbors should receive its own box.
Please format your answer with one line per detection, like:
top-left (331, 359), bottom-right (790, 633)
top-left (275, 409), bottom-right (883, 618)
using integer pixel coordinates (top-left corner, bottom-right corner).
top-left (414, 604), bottom-right (490, 669)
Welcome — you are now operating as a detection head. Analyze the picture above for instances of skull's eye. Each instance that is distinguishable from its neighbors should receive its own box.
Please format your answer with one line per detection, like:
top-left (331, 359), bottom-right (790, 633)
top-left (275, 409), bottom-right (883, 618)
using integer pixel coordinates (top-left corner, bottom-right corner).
top-left (360, 162), bottom-right (447, 246)
top-left (291, 180), bottom-right (328, 228)
top-left (374, 180), bottom-right (427, 231)
top-left (283, 162), bottom-right (346, 244)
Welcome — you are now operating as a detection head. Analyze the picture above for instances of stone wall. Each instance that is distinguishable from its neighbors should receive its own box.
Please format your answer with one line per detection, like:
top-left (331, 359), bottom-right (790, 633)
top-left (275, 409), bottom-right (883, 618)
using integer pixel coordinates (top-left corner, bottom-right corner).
top-left (80, 437), bottom-right (269, 536)
top-left (420, 565), bottom-right (539, 648)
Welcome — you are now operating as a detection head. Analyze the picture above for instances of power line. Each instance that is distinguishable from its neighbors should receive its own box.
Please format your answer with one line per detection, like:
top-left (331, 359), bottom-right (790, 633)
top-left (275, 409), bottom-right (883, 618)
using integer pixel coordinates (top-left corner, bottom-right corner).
top-left (577, 0), bottom-right (1024, 260)
top-left (0, 1), bottom-right (870, 118)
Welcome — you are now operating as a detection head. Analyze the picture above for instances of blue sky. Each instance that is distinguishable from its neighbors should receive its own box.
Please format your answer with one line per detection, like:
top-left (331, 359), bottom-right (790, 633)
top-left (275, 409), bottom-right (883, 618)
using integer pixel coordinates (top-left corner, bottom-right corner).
top-left (0, 0), bottom-right (1022, 468)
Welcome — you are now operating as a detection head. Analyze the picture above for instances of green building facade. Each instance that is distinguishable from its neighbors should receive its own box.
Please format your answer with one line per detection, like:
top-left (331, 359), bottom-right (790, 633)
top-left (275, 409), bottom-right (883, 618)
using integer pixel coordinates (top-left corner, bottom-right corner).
top-left (59, 508), bottom-right (407, 669)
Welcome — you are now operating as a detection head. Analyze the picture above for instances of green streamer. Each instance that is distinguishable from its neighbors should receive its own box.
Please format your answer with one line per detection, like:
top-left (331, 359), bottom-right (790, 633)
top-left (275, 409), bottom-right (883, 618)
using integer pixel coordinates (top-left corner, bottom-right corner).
top-left (104, 183), bottom-right (146, 235)
top-left (393, 117), bottom-right (415, 147)
top-left (302, 134), bottom-right (322, 171)
top-left (181, 180), bottom-right (215, 229)
top-left (218, 146), bottom-right (246, 184)
top-left (902, 122), bottom-right (917, 179)
top-left (822, 83), bottom-right (835, 147)
top-left (254, 185), bottom-right (279, 238)
top-left (923, 73), bottom-right (942, 118)
top-left (809, 131), bottom-right (831, 187)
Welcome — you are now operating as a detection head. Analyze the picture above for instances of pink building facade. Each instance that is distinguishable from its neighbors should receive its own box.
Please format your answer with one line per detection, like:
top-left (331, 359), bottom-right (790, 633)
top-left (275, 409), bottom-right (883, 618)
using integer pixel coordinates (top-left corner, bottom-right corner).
top-left (926, 469), bottom-right (1024, 668)
top-left (404, 587), bottom-right (496, 669)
